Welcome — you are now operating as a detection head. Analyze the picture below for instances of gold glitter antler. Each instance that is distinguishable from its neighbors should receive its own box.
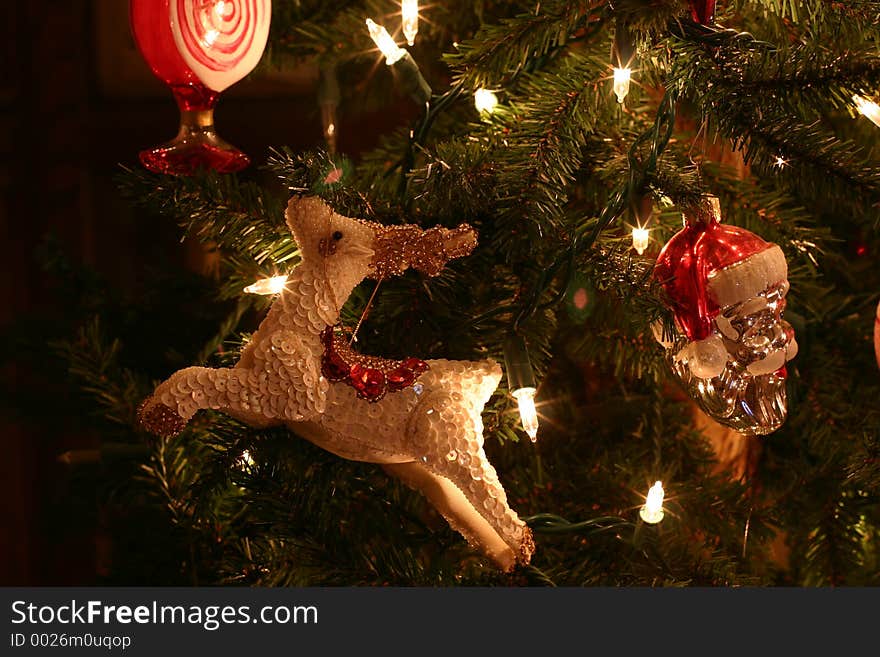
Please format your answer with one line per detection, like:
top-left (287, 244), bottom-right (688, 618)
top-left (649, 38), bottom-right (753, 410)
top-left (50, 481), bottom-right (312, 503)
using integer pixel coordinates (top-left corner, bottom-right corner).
top-left (366, 223), bottom-right (477, 279)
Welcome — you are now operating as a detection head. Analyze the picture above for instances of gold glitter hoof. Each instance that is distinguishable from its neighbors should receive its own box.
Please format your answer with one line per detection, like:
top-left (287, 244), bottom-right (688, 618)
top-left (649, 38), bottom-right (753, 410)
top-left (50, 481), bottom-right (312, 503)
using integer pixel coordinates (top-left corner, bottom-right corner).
top-left (138, 399), bottom-right (187, 437)
top-left (519, 526), bottom-right (535, 566)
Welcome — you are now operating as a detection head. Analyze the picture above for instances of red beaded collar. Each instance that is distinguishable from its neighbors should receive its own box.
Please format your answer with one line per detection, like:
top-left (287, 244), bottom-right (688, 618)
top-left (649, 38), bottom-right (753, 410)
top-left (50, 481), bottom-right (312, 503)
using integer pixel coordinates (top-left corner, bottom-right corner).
top-left (321, 326), bottom-right (429, 402)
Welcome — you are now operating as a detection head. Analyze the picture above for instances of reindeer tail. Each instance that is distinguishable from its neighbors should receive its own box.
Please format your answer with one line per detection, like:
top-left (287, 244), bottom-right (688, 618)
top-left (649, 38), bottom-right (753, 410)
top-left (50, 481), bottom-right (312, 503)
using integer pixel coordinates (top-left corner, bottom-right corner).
top-left (426, 358), bottom-right (503, 411)
top-left (470, 359), bottom-right (504, 405)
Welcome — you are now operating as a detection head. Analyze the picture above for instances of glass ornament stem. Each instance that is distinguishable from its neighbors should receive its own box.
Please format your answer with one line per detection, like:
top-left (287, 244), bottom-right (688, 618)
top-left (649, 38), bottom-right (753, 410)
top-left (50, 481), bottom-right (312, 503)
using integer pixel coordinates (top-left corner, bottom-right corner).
top-left (139, 91), bottom-right (250, 174)
top-left (180, 108), bottom-right (213, 127)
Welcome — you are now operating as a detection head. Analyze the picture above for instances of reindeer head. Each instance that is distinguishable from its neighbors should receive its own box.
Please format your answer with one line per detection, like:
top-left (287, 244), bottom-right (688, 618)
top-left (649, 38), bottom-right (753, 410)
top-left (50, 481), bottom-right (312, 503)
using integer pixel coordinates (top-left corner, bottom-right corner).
top-left (286, 196), bottom-right (477, 305)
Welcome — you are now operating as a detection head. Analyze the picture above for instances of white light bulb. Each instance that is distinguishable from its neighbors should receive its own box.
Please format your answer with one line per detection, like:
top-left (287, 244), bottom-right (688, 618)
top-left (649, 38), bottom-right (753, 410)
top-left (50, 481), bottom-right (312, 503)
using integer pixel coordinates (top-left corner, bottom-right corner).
top-left (243, 275), bottom-right (288, 295)
top-left (773, 156), bottom-right (787, 169)
top-left (613, 67), bottom-right (632, 104)
top-left (854, 94), bottom-right (880, 128)
top-left (474, 88), bottom-right (499, 114)
top-left (512, 387), bottom-right (539, 442)
top-left (640, 481), bottom-right (665, 524)
top-left (366, 18), bottom-right (406, 65)
top-left (238, 449), bottom-right (255, 469)
top-left (631, 226), bottom-right (650, 255)
top-left (401, 0), bottom-right (419, 47)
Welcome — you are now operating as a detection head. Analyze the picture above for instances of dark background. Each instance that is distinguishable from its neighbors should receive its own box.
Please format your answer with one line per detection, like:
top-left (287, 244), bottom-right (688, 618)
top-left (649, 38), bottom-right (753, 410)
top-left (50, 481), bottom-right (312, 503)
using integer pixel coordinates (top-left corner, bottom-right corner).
top-left (0, 0), bottom-right (405, 586)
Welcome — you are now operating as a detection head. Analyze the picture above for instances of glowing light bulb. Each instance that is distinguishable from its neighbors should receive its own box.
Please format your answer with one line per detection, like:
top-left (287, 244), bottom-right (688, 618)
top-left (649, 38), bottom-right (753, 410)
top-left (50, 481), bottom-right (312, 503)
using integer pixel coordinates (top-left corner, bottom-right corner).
top-left (238, 449), bottom-right (255, 469)
top-left (613, 67), bottom-right (632, 104)
top-left (243, 275), bottom-right (288, 295)
top-left (401, 0), bottom-right (419, 47)
top-left (366, 18), bottom-right (406, 65)
top-left (773, 156), bottom-right (787, 169)
top-left (640, 481), bottom-right (665, 524)
top-left (854, 95), bottom-right (880, 128)
top-left (512, 387), bottom-right (539, 442)
top-left (631, 226), bottom-right (650, 255)
top-left (474, 88), bottom-right (499, 114)
top-left (214, 1), bottom-right (227, 18)
top-left (203, 29), bottom-right (220, 47)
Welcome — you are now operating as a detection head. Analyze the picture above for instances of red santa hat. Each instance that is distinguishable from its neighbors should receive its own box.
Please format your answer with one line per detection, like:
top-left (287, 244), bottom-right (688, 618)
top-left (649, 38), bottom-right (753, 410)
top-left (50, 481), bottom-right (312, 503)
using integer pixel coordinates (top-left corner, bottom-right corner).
top-left (653, 196), bottom-right (787, 377)
top-left (689, 0), bottom-right (717, 24)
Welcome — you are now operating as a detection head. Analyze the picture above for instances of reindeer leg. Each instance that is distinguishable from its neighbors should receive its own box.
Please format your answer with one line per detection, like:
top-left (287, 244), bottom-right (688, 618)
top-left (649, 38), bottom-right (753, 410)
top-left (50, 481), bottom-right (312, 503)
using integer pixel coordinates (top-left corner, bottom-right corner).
top-left (406, 393), bottom-right (535, 568)
top-left (383, 461), bottom-right (517, 571)
top-left (425, 449), bottom-right (534, 568)
top-left (139, 366), bottom-right (282, 436)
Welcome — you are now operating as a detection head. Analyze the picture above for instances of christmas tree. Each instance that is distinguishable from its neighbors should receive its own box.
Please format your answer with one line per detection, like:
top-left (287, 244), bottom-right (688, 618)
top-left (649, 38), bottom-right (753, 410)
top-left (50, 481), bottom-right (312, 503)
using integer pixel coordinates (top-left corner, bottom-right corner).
top-left (13, 0), bottom-right (880, 586)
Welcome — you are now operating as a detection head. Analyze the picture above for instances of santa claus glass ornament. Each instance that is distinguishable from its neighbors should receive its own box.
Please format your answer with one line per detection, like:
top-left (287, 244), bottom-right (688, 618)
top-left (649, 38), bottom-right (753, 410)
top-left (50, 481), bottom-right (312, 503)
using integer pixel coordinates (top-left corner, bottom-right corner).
top-left (653, 197), bottom-right (797, 436)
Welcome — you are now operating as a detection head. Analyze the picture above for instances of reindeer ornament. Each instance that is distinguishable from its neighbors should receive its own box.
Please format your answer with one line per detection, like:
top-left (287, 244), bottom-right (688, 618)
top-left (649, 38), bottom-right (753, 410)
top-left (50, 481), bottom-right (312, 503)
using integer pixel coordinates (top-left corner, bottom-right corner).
top-left (139, 196), bottom-right (535, 571)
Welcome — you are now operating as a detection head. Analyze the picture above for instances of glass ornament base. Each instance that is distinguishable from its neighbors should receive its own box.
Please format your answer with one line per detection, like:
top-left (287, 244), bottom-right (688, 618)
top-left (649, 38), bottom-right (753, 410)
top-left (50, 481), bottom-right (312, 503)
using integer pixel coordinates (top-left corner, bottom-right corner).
top-left (139, 110), bottom-right (250, 176)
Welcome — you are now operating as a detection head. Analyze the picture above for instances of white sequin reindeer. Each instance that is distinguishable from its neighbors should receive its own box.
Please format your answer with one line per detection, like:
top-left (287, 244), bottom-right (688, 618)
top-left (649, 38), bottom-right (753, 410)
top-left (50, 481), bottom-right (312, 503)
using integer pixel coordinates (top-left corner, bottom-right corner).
top-left (139, 196), bottom-right (535, 570)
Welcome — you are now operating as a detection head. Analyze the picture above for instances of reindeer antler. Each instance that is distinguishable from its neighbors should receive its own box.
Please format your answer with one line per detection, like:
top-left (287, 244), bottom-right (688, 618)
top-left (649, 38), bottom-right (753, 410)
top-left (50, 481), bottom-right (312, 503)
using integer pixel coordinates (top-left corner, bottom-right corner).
top-left (368, 223), bottom-right (477, 278)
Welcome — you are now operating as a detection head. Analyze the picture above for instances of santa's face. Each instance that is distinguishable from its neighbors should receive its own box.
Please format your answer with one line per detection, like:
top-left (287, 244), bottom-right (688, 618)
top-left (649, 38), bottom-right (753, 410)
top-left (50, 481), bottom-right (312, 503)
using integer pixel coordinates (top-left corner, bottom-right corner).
top-left (666, 279), bottom-right (796, 436)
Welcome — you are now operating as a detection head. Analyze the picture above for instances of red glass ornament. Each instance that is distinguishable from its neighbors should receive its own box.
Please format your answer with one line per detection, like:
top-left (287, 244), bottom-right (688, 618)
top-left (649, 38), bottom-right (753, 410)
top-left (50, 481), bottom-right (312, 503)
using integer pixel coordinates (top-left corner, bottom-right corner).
top-left (689, 0), bottom-right (716, 24)
top-left (129, 0), bottom-right (271, 175)
top-left (654, 202), bottom-right (774, 342)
